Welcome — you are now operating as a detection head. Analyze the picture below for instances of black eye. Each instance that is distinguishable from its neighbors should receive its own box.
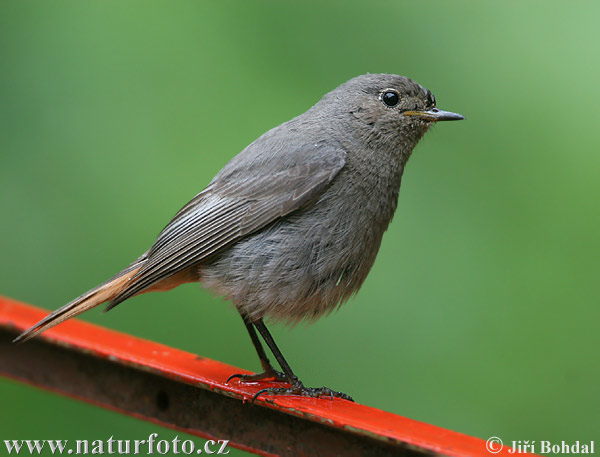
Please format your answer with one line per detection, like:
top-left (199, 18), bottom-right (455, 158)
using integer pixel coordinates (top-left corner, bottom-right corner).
top-left (381, 90), bottom-right (400, 107)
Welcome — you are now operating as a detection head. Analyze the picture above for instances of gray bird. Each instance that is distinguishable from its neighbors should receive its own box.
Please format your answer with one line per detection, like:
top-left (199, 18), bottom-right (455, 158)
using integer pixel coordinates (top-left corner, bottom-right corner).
top-left (15, 73), bottom-right (463, 401)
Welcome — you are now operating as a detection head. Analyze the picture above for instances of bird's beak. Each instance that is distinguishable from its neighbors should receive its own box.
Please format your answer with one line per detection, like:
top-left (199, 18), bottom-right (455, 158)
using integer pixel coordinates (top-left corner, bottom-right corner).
top-left (403, 108), bottom-right (464, 122)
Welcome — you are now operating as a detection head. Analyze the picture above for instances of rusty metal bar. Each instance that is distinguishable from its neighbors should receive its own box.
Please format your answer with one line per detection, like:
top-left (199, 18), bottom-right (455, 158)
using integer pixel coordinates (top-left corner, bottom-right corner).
top-left (0, 296), bottom-right (525, 457)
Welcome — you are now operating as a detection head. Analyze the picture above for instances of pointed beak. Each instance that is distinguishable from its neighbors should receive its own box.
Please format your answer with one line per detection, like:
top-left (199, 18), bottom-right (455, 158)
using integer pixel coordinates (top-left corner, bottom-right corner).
top-left (403, 108), bottom-right (464, 122)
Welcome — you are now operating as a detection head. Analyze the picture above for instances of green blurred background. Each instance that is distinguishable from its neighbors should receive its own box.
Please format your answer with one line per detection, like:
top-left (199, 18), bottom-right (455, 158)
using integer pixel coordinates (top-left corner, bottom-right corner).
top-left (1, 1), bottom-right (599, 455)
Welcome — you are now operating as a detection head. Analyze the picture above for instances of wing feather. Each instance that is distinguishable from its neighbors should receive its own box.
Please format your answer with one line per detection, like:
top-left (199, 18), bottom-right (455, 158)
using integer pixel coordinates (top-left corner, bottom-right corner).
top-left (106, 144), bottom-right (346, 309)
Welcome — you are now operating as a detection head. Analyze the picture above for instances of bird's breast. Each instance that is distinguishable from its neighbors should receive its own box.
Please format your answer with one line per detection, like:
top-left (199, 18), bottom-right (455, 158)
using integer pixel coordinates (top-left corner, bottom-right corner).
top-left (200, 155), bottom-right (405, 324)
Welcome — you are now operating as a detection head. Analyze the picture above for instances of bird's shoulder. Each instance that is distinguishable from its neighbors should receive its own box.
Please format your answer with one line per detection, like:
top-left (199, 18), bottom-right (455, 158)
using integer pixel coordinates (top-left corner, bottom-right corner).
top-left (209, 119), bottom-right (347, 195)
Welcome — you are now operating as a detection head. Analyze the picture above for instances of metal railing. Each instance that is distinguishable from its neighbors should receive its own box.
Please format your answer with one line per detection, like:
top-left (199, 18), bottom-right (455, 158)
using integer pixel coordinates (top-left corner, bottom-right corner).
top-left (0, 296), bottom-right (527, 457)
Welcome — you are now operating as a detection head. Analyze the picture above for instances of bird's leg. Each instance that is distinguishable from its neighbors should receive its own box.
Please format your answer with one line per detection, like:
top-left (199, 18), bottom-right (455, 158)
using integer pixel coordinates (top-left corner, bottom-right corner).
top-left (226, 313), bottom-right (286, 383)
top-left (252, 319), bottom-right (354, 402)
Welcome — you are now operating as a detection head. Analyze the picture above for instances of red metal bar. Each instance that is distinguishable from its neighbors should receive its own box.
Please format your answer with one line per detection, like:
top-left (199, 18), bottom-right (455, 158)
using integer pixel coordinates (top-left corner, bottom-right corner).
top-left (0, 296), bottom-right (533, 457)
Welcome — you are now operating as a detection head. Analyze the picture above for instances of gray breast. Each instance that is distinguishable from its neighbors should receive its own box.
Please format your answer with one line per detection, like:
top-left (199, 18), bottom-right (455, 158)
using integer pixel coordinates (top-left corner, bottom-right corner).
top-left (200, 158), bottom-right (403, 324)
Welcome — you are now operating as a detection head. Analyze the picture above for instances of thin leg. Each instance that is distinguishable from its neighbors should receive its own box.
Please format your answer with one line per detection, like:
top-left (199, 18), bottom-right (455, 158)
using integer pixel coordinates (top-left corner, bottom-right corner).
top-left (252, 319), bottom-right (354, 402)
top-left (254, 320), bottom-right (299, 382)
top-left (226, 313), bottom-right (286, 383)
top-left (241, 314), bottom-right (276, 373)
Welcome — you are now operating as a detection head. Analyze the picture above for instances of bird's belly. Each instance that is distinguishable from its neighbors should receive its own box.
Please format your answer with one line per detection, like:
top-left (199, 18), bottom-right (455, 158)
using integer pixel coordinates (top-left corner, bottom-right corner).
top-left (200, 202), bottom-right (387, 324)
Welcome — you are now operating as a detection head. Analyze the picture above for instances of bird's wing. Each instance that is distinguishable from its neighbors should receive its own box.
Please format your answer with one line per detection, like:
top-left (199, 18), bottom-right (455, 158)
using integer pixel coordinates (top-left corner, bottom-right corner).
top-left (106, 144), bottom-right (346, 309)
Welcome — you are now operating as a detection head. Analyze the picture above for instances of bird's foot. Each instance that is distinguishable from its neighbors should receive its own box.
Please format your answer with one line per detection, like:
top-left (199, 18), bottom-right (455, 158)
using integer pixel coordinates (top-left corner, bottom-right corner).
top-left (252, 380), bottom-right (354, 403)
top-left (227, 368), bottom-right (287, 384)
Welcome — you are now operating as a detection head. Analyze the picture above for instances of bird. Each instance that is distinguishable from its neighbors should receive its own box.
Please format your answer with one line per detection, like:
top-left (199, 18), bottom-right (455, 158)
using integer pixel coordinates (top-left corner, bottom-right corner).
top-left (14, 73), bottom-right (463, 401)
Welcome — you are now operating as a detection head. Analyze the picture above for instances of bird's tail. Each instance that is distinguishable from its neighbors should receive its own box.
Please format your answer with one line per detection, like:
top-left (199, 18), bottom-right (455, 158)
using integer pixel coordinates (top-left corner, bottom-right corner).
top-left (13, 261), bottom-right (143, 344)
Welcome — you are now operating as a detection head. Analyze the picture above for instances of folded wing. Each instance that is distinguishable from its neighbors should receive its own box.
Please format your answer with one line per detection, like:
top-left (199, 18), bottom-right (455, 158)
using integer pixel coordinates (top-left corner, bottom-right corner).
top-left (106, 144), bottom-right (346, 309)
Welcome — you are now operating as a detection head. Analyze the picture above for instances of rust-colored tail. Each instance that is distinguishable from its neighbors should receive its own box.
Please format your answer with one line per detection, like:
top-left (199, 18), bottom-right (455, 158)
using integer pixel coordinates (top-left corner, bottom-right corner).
top-left (13, 263), bottom-right (142, 344)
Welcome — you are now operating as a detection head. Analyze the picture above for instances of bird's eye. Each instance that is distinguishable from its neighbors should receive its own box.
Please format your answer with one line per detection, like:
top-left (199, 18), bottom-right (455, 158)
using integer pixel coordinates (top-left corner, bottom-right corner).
top-left (381, 90), bottom-right (400, 107)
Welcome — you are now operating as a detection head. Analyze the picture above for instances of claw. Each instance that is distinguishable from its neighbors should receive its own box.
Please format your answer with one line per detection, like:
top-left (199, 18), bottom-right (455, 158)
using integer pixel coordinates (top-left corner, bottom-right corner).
top-left (226, 369), bottom-right (287, 384)
top-left (251, 383), bottom-right (354, 403)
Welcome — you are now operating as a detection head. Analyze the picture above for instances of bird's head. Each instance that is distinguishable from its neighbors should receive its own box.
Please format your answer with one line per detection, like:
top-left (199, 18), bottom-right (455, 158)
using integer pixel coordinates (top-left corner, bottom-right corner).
top-left (318, 73), bottom-right (463, 156)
